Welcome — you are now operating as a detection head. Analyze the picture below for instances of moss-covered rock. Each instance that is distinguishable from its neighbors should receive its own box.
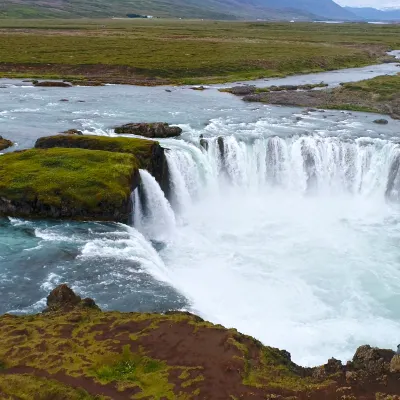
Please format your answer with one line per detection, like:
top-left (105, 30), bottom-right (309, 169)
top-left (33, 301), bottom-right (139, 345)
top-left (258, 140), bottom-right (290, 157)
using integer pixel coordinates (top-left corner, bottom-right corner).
top-left (0, 148), bottom-right (138, 222)
top-left (1, 285), bottom-right (399, 399)
top-left (0, 136), bottom-right (12, 151)
top-left (35, 135), bottom-right (171, 199)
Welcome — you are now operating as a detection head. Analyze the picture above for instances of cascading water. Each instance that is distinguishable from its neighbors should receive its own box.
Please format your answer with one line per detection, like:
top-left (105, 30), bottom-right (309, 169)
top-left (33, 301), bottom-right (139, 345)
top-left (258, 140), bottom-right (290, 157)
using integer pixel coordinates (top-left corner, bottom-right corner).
top-left (133, 170), bottom-right (176, 241)
top-left (139, 133), bottom-right (400, 366)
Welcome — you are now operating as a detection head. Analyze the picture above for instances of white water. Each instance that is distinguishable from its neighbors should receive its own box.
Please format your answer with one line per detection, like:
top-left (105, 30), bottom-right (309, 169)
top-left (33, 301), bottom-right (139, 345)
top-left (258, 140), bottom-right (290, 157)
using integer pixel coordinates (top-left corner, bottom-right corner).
top-left (134, 134), bottom-right (400, 366)
top-left (135, 169), bottom-right (176, 241)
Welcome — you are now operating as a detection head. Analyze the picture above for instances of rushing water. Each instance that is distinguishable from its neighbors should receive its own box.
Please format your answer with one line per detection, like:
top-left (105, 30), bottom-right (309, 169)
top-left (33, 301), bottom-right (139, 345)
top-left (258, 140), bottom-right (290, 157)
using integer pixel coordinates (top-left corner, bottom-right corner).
top-left (2, 62), bottom-right (400, 366)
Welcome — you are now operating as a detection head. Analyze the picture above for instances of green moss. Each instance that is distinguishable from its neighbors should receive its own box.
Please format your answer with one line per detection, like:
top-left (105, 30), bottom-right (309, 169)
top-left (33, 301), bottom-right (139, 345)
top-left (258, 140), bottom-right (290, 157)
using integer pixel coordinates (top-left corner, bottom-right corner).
top-left (0, 374), bottom-right (105, 400)
top-left (0, 148), bottom-right (136, 220)
top-left (35, 135), bottom-right (156, 169)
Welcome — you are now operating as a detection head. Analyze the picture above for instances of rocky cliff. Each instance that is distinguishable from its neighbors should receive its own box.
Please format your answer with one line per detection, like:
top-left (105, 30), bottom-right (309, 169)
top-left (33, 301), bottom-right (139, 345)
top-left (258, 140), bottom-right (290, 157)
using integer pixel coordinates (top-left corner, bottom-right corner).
top-left (0, 135), bottom-right (171, 222)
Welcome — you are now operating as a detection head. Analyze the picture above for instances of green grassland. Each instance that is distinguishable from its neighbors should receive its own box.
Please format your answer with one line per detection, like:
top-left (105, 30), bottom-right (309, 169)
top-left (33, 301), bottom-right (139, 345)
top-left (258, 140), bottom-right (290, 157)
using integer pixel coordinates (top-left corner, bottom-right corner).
top-left (0, 20), bottom-right (399, 84)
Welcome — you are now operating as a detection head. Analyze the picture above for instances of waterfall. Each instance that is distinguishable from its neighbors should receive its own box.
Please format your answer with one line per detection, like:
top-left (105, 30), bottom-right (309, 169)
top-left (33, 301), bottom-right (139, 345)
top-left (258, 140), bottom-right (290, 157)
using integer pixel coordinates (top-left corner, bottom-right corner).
top-left (133, 170), bottom-right (176, 241)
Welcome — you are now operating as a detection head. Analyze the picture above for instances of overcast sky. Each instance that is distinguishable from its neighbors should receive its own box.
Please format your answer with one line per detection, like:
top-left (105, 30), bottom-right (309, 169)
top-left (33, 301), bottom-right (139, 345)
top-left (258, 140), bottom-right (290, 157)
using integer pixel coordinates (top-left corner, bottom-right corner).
top-left (335, 0), bottom-right (398, 8)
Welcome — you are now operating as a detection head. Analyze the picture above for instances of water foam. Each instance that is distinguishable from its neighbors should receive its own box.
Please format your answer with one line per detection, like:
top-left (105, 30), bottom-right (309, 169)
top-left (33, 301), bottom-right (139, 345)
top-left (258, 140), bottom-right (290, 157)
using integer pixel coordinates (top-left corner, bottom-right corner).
top-left (144, 133), bottom-right (400, 365)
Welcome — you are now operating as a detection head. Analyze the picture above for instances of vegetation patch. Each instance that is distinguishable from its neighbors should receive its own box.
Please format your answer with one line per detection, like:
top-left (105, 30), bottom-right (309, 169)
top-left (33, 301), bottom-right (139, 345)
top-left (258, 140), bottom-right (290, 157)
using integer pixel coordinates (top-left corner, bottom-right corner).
top-left (0, 148), bottom-right (137, 221)
top-left (0, 20), bottom-right (398, 84)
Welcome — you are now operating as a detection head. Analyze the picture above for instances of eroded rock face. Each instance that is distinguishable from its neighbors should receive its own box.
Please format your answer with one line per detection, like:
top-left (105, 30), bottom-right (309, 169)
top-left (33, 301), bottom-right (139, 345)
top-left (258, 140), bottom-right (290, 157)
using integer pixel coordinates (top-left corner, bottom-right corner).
top-left (352, 345), bottom-right (394, 376)
top-left (44, 284), bottom-right (99, 313)
top-left (0, 136), bottom-right (12, 151)
top-left (115, 122), bottom-right (182, 138)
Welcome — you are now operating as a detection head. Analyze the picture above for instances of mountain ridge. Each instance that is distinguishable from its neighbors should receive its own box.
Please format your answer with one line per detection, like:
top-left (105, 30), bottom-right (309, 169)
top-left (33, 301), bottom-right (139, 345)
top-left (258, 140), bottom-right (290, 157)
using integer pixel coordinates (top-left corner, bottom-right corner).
top-left (345, 6), bottom-right (400, 21)
top-left (0, 0), bottom-right (356, 20)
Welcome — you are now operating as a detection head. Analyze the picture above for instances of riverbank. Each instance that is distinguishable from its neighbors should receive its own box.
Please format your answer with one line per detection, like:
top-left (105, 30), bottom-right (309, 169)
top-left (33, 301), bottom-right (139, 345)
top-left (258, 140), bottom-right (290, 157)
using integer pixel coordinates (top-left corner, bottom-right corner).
top-left (0, 20), bottom-right (399, 85)
top-left (1, 284), bottom-right (400, 399)
top-left (232, 74), bottom-right (400, 119)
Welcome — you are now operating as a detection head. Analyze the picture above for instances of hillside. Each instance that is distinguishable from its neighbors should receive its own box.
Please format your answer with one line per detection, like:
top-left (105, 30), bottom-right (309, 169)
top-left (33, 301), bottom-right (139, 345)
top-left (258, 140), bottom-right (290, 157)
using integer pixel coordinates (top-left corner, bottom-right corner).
top-left (0, 0), bottom-right (354, 20)
top-left (345, 7), bottom-right (400, 21)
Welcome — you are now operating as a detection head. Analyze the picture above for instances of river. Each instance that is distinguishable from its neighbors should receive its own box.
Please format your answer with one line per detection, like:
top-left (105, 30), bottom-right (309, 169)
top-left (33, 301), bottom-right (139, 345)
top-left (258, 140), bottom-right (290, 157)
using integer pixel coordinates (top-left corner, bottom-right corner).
top-left (1, 60), bottom-right (400, 366)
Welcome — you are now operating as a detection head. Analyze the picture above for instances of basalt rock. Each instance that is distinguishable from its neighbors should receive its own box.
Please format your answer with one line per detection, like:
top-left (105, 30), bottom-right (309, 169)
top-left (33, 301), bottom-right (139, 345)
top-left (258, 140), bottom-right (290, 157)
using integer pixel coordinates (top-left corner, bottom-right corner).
top-left (34, 81), bottom-right (72, 88)
top-left (61, 129), bottom-right (83, 135)
top-left (352, 345), bottom-right (394, 376)
top-left (200, 138), bottom-right (209, 151)
top-left (43, 284), bottom-right (100, 313)
top-left (373, 119), bottom-right (389, 125)
top-left (0, 136), bottom-right (12, 151)
top-left (114, 122), bottom-right (182, 138)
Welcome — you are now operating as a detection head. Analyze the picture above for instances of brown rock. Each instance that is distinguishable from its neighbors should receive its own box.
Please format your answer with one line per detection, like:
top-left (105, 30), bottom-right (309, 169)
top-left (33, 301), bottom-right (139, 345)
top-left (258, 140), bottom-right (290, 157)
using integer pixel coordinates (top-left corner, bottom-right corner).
top-left (114, 122), bottom-right (182, 138)
top-left (61, 129), bottom-right (83, 135)
top-left (352, 345), bottom-right (394, 376)
top-left (0, 136), bottom-right (13, 151)
top-left (34, 81), bottom-right (72, 88)
top-left (43, 284), bottom-right (99, 313)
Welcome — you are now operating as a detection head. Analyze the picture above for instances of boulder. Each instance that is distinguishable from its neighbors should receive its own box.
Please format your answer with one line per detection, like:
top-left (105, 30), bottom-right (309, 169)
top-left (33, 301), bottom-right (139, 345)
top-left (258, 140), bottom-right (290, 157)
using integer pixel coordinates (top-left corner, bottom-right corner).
top-left (352, 345), bottom-right (394, 376)
top-left (115, 122), bottom-right (182, 138)
top-left (0, 136), bottom-right (12, 151)
top-left (61, 129), bottom-right (83, 135)
top-left (44, 284), bottom-right (99, 313)
top-left (191, 86), bottom-right (207, 91)
top-left (373, 119), bottom-right (389, 125)
top-left (228, 86), bottom-right (256, 96)
top-left (34, 81), bottom-right (72, 88)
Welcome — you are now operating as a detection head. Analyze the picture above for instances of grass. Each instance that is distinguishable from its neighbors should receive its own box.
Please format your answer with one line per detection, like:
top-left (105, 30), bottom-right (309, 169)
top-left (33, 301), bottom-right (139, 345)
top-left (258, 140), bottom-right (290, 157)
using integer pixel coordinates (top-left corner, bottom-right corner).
top-left (0, 148), bottom-right (136, 218)
top-left (0, 308), bottom-right (332, 399)
top-left (341, 74), bottom-right (400, 101)
top-left (0, 375), bottom-right (104, 400)
top-left (0, 20), bottom-right (399, 84)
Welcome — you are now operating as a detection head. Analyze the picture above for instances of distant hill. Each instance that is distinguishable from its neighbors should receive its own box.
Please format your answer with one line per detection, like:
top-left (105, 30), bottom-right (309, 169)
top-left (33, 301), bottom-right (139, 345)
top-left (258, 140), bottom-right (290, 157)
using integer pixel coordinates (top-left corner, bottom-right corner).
top-left (258, 0), bottom-right (357, 20)
top-left (345, 6), bottom-right (400, 21)
top-left (0, 0), bottom-right (356, 21)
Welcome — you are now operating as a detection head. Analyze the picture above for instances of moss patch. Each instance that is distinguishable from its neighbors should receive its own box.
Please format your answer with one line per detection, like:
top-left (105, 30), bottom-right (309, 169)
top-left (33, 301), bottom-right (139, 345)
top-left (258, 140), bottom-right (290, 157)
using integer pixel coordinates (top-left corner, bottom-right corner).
top-left (35, 135), bottom-right (157, 169)
top-left (0, 148), bottom-right (137, 221)
top-left (0, 309), bottom-right (336, 399)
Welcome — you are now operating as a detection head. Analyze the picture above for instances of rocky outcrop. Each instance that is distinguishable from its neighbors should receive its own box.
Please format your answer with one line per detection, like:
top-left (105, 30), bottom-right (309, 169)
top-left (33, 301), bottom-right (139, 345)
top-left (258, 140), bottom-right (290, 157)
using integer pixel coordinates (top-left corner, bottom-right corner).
top-left (0, 148), bottom-right (139, 222)
top-left (0, 136), bottom-right (12, 151)
top-left (114, 122), bottom-right (182, 138)
top-left (1, 286), bottom-right (400, 399)
top-left (61, 129), bottom-right (83, 135)
top-left (44, 284), bottom-right (99, 313)
top-left (34, 81), bottom-right (72, 88)
top-left (35, 135), bottom-right (171, 200)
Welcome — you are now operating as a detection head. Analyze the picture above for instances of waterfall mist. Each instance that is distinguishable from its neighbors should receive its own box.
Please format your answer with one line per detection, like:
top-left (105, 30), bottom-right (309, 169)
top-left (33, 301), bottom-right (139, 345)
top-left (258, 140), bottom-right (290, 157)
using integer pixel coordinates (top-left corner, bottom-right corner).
top-left (135, 133), bottom-right (400, 366)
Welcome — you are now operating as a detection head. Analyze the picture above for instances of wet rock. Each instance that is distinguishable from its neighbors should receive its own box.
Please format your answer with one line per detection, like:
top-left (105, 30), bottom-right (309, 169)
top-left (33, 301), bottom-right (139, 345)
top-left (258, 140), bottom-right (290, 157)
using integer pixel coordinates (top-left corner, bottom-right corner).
top-left (165, 89), bottom-right (172, 92)
top-left (115, 122), bottom-right (182, 138)
top-left (44, 284), bottom-right (100, 313)
top-left (373, 119), bottom-right (389, 125)
top-left (34, 81), bottom-right (72, 88)
top-left (200, 138), bottom-right (209, 151)
top-left (0, 136), bottom-right (13, 151)
top-left (217, 136), bottom-right (225, 159)
top-left (61, 129), bottom-right (83, 135)
top-left (59, 99), bottom-right (69, 102)
top-left (191, 86), bottom-right (207, 91)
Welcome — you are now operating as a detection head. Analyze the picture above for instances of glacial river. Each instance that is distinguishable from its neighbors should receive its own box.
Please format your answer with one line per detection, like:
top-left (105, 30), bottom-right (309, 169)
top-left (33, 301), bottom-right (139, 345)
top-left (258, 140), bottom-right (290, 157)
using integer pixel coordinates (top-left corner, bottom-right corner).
top-left (1, 59), bottom-right (400, 366)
